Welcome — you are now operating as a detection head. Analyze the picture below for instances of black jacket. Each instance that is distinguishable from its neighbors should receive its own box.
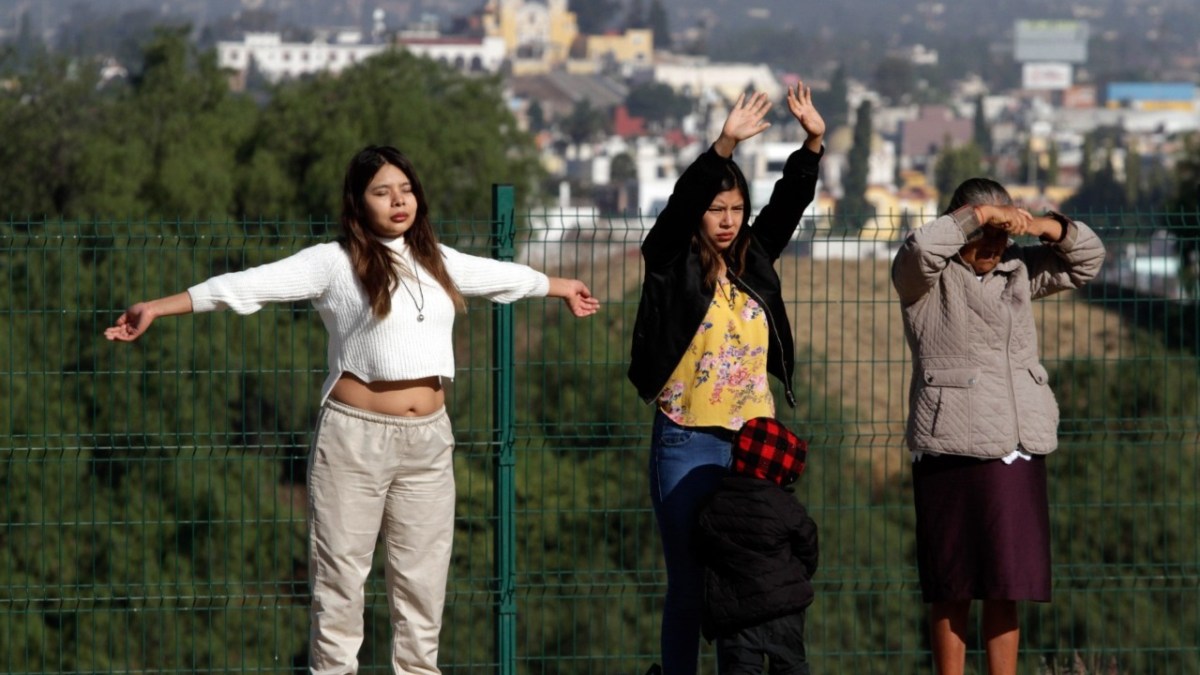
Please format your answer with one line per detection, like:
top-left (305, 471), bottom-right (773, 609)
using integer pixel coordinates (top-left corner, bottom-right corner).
top-left (627, 144), bottom-right (822, 407)
top-left (693, 475), bottom-right (819, 641)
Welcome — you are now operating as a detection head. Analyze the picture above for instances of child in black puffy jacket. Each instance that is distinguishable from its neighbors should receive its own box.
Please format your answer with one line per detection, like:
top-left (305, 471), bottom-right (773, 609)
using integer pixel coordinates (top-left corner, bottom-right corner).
top-left (693, 417), bottom-right (819, 675)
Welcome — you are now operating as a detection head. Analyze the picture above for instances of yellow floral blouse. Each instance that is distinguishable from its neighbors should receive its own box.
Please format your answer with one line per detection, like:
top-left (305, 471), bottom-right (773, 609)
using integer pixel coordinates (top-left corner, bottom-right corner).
top-left (657, 280), bottom-right (775, 430)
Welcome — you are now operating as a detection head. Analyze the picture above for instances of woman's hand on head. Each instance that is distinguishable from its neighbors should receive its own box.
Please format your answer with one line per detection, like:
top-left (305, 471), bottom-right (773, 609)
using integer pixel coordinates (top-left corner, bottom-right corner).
top-left (786, 81), bottom-right (826, 150)
top-left (715, 91), bottom-right (773, 157)
top-left (975, 205), bottom-right (1035, 236)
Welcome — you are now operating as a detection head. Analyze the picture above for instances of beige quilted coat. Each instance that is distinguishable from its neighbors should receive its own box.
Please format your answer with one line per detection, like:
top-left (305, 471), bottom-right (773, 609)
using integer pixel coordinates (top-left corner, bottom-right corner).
top-left (891, 208), bottom-right (1106, 458)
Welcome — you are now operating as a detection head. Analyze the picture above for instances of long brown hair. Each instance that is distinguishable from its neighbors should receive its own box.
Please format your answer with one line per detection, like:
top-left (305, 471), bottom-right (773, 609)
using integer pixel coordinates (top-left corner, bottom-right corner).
top-left (339, 145), bottom-right (465, 317)
top-left (694, 161), bottom-right (752, 290)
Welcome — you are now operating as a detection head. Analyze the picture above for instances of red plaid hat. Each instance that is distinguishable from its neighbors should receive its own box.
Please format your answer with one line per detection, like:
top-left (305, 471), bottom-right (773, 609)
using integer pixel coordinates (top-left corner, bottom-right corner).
top-left (731, 417), bottom-right (808, 487)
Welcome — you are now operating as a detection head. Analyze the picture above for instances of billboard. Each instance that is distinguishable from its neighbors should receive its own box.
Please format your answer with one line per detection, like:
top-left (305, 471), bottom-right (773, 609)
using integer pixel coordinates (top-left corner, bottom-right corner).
top-left (1105, 82), bottom-right (1198, 111)
top-left (1022, 62), bottom-right (1073, 90)
top-left (1014, 20), bottom-right (1089, 64)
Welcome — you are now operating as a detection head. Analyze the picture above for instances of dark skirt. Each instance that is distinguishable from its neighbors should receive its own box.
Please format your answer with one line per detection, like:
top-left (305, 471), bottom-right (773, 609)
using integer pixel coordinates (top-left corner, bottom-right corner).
top-left (912, 452), bottom-right (1051, 603)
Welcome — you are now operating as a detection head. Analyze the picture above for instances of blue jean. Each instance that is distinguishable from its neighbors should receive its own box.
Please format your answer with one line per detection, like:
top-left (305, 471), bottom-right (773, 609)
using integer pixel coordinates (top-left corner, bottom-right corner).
top-left (649, 411), bottom-right (734, 675)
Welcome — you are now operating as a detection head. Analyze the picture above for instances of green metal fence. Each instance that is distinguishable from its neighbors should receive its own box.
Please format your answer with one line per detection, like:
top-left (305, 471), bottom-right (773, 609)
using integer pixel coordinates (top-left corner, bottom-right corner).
top-left (2, 202), bottom-right (1199, 674)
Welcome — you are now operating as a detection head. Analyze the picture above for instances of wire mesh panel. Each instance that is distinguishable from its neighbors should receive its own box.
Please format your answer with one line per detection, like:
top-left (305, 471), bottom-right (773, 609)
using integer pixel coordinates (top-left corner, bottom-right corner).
top-left (2, 207), bottom-right (1199, 674)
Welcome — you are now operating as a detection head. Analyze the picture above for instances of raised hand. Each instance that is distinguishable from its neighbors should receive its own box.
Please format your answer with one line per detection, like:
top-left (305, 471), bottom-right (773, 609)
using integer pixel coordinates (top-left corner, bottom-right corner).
top-left (715, 91), bottom-right (773, 157)
top-left (787, 81), bottom-right (826, 149)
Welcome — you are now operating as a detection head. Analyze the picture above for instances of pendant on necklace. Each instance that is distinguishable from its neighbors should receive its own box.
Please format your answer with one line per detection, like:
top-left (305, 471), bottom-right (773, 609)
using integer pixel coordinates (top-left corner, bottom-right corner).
top-left (417, 314), bottom-right (425, 322)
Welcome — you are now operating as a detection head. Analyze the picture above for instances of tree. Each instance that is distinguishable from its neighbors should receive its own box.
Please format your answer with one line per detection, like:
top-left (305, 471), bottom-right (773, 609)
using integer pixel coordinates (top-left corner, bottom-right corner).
top-left (1171, 132), bottom-right (1200, 212)
top-left (113, 26), bottom-right (258, 220)
top-left (1062, 136), bottom-right (1124, 216)
top-left (872, 56), bottom-right (916, 105)
top-left (13, 9), bottom-right (44, 63)
top-left (647, 0), bottom-right (672, 50)
top-left (625, 0), bottom-right (647, 28)
top-left (559, 98), bottom-right (610, 146)
top-left (1045, 141), bottom-right (1060, 186)
top-left (0, 54), bottom-right (106, 217)
top-left (241, 49), bottom-right (545, 220)
top-left (1125, 145), bottom-right (1142, 207)
top-left (823, 65), bottom-right (850, 131)
top-left (833, 100), bottom-right (875, 234)
top-left (1018, 138), bottom-right (1036, 185)
top-left (972, 95), bottom-right (992, 156)
top-left (1165, 132), bottom-right (1200, 266)
top-left (624, 81), bottom-right (692, 126)
top-left (527, 99), bottom-right (547, 133)
top-left (610, 152), bottom-right (638, 183)
top-left (570, 0), bottom-right (622, 34)
top-left (934, 141), bottom-right (984, 212)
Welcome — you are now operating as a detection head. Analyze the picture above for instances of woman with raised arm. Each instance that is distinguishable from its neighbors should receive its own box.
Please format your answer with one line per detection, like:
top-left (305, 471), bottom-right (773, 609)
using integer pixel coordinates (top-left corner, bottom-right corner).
top-left (891, 178), bottom-right (1105, 675)
top-left (106, 145), bottom-right (599, 675)
top-left (628, 85), bottom-right (825, 674)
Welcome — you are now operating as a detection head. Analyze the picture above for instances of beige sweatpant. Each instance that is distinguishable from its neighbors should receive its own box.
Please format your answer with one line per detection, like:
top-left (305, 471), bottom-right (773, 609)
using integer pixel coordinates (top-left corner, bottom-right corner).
top-left (306, 399), bottom-right (456, 675)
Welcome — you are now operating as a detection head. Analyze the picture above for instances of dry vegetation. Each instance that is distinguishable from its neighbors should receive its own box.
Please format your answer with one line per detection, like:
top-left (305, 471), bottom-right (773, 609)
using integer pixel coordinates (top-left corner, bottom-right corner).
top-left (535, 244), bottom-right (1134, 482)
top-left (781, 258), bottom-right (1133, 482)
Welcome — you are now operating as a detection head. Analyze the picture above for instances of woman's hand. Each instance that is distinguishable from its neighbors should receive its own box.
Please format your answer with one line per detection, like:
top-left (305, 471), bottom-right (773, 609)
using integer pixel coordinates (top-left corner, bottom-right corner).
top-left (104, 292), bottom-right (194, 342)
top-left (714, 91), bottom-right (773, 158)
top-left (104, 302), bottom-right (157, 342)
top-left (786, 81), bottom-right (826, 152)
top-left (975, 205), bottom-right (1036, 236)
top-left (548, 278), bottom-right (601, 317)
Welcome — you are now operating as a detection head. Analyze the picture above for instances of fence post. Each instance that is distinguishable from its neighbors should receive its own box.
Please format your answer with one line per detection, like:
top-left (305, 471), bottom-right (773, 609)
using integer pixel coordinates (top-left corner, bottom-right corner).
top-left (491, 184), bottom-right (517, 675)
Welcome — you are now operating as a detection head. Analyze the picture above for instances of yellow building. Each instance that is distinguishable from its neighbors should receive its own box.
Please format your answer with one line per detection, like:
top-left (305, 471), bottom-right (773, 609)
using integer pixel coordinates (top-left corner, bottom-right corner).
top-left (482, 0), bottom-right (580, 75)
top-left (482, 0), bottom-right (653, 75)
top-left (586, 28), bottom-right (654, 68)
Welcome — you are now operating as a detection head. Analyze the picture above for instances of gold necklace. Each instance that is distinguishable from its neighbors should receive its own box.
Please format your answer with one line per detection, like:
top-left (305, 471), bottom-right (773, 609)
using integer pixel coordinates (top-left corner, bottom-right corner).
top-left (396, 265), bottom-right (426, 322)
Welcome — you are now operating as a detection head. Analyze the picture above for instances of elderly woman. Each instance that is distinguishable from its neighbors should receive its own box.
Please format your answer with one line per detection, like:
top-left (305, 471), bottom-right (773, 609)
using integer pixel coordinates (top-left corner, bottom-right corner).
top-left (891, 178), bottom-right (1105, 675)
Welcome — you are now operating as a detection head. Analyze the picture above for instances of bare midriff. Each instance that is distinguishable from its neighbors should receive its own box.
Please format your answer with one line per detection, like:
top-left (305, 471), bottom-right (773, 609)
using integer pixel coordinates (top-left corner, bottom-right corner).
top-left (329, 373), bottom-right (444, 417)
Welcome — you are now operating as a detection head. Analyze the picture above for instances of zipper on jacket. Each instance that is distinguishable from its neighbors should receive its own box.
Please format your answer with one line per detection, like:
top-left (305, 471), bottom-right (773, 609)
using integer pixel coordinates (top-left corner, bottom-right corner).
top-left (1001, 278), bottom-right (1020, 446)
top-left (729, 272), bottom-right (797, 408)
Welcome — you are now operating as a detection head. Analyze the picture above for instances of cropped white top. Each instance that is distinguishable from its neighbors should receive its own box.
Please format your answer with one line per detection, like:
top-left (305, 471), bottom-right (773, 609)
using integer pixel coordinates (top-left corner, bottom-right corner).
top-left (187, 236), bottom-right (549, 403)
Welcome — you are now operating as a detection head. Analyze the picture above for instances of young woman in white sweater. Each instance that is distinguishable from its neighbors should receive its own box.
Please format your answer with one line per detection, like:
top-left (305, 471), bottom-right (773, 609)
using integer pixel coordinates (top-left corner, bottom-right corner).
top-left (105, 145), bottom-right (599, 674)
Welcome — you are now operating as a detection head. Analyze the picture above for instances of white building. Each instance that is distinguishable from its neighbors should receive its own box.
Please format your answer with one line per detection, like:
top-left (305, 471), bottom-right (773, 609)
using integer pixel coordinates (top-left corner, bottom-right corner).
top-left (217, 31), bottom-right (506, 83)
top-left (396, 36), bottom-right (508, 74)
top-left (653, 58), bottom-right (784, 103)
top-left (217, 32), bottom-right (385, 82)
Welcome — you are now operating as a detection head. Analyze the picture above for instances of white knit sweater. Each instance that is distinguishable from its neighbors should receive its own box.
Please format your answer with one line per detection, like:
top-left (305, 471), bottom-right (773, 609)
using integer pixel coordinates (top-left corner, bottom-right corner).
top-left (187, 237), bottom-right (550, 403)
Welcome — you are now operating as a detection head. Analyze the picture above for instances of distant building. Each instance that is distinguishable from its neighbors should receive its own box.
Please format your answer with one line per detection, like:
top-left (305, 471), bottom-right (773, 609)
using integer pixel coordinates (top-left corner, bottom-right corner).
top-left (506, 71), bottom-right (628, 122)
top-left (1013, 20), bottom-right (1089, 64)
top-left (217, 32), bottom-right (384, 83)
top-left (216, 28), bottom-right (507, 85)
top-left (480, 0), bottom-right (652, 75)
top-left (897, 105), bottom-right (973, 173)
top-left (585, 29), bottom-right (654, 72)
top-left (482, 0), bottom-right (578, 75)
top-left (1105, 82), bottom-right (1198, 112)
top-left (396, 35), bottom-right (507, 73)
top-left (652, 57), bottom-right (783, 103)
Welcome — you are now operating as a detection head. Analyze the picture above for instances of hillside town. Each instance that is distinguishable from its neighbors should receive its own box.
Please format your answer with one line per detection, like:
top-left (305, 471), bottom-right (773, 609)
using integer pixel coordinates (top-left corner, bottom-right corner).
top-left (4, 0), bottom-right (1199, 275)
top-left (202, 2), bottom-right (1197, 241)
